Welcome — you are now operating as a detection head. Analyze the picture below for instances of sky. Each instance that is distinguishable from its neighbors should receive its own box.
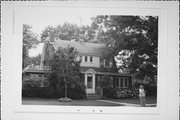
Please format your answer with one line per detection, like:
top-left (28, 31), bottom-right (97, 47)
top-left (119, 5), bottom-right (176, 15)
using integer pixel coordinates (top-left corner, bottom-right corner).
top-left (28, 15), bottom-right (93, 57)
top-left (23, 8), bottom-right (96, 57)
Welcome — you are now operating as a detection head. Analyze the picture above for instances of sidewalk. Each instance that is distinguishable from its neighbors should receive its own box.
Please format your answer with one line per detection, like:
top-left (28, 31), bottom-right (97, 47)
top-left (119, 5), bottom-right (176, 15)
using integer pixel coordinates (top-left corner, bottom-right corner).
top-left (98, 100), bottom-right (156, 107)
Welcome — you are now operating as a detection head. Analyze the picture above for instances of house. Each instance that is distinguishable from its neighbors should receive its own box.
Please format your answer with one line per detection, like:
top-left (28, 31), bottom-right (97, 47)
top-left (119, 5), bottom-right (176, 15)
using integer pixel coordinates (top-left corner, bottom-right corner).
top-left (38, 38), bottom-right (134, 94)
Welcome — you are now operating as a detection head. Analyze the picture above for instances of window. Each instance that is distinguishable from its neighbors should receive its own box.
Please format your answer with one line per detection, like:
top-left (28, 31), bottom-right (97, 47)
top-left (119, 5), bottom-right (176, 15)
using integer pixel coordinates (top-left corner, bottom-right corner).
top-left (90, 56), bottom-right (93, 62)
top-left (100, 58), bottom-right (104, 67)
top-left (124, 78), bottom-right (128, 87)
top-left (115, 77), bottom-right (129, 88)
top-left (79, 56), bottom-right (82, 61)
top-left (85, 56), bottom-right (88, 62)
top-left (115, 77), bottom-right (119, 87)
top-left (120, 78), bottom-right (124, 87)
top-left (104, 59), bottom-right (110, 67)
top-left (87, 76), bottom-right (93, 88)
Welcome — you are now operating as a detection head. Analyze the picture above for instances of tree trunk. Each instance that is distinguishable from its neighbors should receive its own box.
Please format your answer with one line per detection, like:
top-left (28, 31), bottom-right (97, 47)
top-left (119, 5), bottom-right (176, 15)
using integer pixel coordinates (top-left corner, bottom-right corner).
top-left (65, 79), bottom-right (67, 98)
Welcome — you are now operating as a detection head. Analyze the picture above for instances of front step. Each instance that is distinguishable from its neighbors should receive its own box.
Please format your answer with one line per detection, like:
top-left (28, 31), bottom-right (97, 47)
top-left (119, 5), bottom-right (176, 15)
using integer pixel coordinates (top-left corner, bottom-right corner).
top-left (87, 93), bottom-right (101, 99)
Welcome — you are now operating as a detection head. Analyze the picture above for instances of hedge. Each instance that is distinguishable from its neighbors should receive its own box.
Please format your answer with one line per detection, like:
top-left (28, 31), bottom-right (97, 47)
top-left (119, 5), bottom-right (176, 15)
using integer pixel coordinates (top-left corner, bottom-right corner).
top-left (103, 87), bottom-right (139, 99)
top-left (103, 86), bottom-right (157, 99)
top-left (134, 83), bottom-right (157, 96)
top-left (22, 86), bottom-right (87, 99)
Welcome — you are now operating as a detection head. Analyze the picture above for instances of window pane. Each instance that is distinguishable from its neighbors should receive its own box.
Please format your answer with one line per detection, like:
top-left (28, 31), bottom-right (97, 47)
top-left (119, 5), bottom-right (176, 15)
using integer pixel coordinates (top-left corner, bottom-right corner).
top-left (87, 83), bottom-right (92, 88)
top-left (125, 78), bottom-right (128, 87)
top-left (116, 78), bottom-right (119, 87)
top-left (113, 77), bottom-right (116, 87)
top-left (85, 56), bottom-right (88, 62)
top-left (87, 76), bottom-right (92, 82)
top-left (105, 59), bottom-right (110, 66)
top-left (90, 56), bottom-right (93, 62)
top-left (80, 56), bottom-right (82, 61)
top-left (87, 76), bottom-right (93, 88)
top-left (120, 78), bottom-right (124, 87)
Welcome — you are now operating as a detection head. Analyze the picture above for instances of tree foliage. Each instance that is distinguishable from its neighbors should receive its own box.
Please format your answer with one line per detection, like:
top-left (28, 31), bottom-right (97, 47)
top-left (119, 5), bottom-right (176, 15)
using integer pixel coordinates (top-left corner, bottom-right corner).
top-left (93, 16), bottom-right (158, 81)
top-left (23, 24), bottom-right (39, 68)
top-left (24, 54), bottom-right (41, 67)
top-left (48, 46), bottom-right (82, 93)
top-left (40, 23), bottom-right (97, 42)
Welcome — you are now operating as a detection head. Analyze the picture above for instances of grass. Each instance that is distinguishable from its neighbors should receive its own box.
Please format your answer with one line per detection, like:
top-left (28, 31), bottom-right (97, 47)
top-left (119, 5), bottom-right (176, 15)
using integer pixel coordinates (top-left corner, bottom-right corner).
top-left (22, 96), bottom-right (157, 106)
top-left (22, 98), bottom-right (125, 106)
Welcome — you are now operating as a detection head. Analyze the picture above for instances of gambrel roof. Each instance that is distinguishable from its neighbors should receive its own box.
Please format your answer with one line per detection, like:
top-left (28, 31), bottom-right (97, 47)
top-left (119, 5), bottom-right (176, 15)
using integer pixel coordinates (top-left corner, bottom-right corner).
top-left (52, 39), bottom-right (108, 56)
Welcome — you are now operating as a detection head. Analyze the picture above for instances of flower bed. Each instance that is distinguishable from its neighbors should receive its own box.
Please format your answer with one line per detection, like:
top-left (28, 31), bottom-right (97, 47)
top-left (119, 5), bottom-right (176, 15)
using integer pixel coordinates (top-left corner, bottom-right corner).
top-left (113, 88), bottom-right (139, 99)
top-left (103, 87), bottom-right (139, 99)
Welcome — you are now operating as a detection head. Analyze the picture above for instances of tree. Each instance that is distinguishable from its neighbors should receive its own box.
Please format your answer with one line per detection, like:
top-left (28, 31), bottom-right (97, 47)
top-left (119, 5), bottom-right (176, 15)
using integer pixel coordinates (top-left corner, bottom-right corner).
top-left (30, 54), bottom-right (41, 65)
top-left (93, 16), bottom-right (158, 82)
top-left (24, 54), bottom-right (41, 67)
top-left (23, 24), bottom-right (39, 68)
top-left (49, 46), bottom-right (82, 100)
top-left (40, 22), bottom-right (96, 42)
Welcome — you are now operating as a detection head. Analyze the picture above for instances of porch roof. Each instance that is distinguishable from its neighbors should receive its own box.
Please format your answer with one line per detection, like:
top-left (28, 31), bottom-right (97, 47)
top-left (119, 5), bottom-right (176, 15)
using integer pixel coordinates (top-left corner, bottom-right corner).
top-left (23, 69), bottom-right (50, 74)
top-left (80, 67), bottom-right (131, 76)
top-left (96, 72), bottom-right (131, 76)
top-left (23, 67), bottom-right (131, 76)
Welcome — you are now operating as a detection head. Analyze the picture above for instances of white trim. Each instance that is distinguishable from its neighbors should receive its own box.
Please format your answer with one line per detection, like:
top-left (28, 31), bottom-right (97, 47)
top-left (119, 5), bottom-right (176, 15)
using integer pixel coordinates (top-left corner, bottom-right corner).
top-left (103, 59), bottom-right (110, 68)
top-left (115, 77), bottom-right (129, 88)
top-left (85, 70), bottom-right (96, 93)
top-left (84, 68), bottom-right (96, 74)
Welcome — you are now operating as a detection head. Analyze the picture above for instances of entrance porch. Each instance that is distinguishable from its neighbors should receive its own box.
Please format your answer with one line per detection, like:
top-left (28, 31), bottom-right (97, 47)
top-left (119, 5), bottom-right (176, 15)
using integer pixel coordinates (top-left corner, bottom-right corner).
top-left (83, 69), bottom-right (133, 94)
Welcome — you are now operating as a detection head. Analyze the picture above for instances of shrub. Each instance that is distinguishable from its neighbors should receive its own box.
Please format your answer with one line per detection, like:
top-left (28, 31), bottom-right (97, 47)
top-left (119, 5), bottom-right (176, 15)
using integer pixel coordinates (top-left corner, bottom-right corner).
top-left (54, 86), bottom-right (86, 99)
top-left (59, 98), bottom-right (72, 102)
top-left (22, 87), bottom-right (55, 98)
top-left (102, 88), bottom-right (139, 99)
top-left (22, 74), bottom-right (86, 99)
top-left (144, 86), bottom-right (157, 96)
top-left (103, 87), bottom-right (116, 98)
top-left (99, 76), bottom-right (113, 89)
top-left (134, 83), bottom-right (157, 96)
top-left (113, 88), bottom-right (139, 99)
top-left (22, 85), bottom-right (87, 99)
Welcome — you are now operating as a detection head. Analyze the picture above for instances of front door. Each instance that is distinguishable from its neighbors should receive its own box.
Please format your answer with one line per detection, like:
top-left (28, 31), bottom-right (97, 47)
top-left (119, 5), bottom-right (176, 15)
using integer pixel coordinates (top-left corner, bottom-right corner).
top-left (85, 73), bottom-right (95, 93)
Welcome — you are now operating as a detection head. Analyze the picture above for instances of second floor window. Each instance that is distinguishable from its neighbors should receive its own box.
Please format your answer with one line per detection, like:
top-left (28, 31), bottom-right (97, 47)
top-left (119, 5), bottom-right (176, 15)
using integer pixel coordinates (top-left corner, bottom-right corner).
top-left (90, 56), bottom-right (93, 62)
top-left (85, 56), bottom-right (88, 62)
top-left (79, 56), bottom-right (82, 61)
top-left (104, 59), bottom-right (110, 67)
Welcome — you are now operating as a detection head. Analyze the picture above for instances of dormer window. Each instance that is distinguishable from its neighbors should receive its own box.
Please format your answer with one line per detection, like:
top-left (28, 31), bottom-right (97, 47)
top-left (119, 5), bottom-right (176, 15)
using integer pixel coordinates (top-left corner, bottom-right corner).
top-left (85, 56), bottom-right (88, 62)
top-left (104, 59), bottom-right (110, 67)
top-left (79, 56), bottom-right (82, 61)
top-left (90, 56), bottom-right (93, 62)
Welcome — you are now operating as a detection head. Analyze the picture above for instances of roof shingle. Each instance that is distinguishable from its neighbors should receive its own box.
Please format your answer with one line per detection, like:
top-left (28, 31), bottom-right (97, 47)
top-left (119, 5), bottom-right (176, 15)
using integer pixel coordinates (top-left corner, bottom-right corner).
top-left (52, 40), bottom-right (107, 56)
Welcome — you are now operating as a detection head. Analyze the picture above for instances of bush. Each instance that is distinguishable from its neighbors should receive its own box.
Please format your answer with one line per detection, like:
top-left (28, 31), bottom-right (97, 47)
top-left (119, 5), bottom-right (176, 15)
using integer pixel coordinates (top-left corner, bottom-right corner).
top-left (103, 87), bottom-right (116, 98)
top-left (22, 74), bottom-right (44, 88)
top-left (103, 88), bottom-right (139, 99)
top-left (54, 86), bottom-right (86, 99)
top-left (22, 85), bottom-right (87, 99)
top-left (144, 86), bottom-right (157, 96)
top-left (22, 87), bottom-right (55, 98)
top-left (134, 83), bottom-right (157, 96)
top-left (113, 88), bottom-right (139, 99)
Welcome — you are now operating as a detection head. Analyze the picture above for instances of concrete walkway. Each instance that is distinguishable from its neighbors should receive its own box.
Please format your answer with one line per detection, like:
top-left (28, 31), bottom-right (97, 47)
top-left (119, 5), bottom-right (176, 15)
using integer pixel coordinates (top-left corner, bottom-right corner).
top-left (98, 100), bottom-right (156, 107)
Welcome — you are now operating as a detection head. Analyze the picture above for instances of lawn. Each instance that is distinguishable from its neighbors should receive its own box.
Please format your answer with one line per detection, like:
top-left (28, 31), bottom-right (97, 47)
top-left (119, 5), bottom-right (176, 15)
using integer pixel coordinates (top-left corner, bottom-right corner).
top-left (22, 98), bottom-right (125, 106)
top-left (22, 96), bottom-right (156, 107)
